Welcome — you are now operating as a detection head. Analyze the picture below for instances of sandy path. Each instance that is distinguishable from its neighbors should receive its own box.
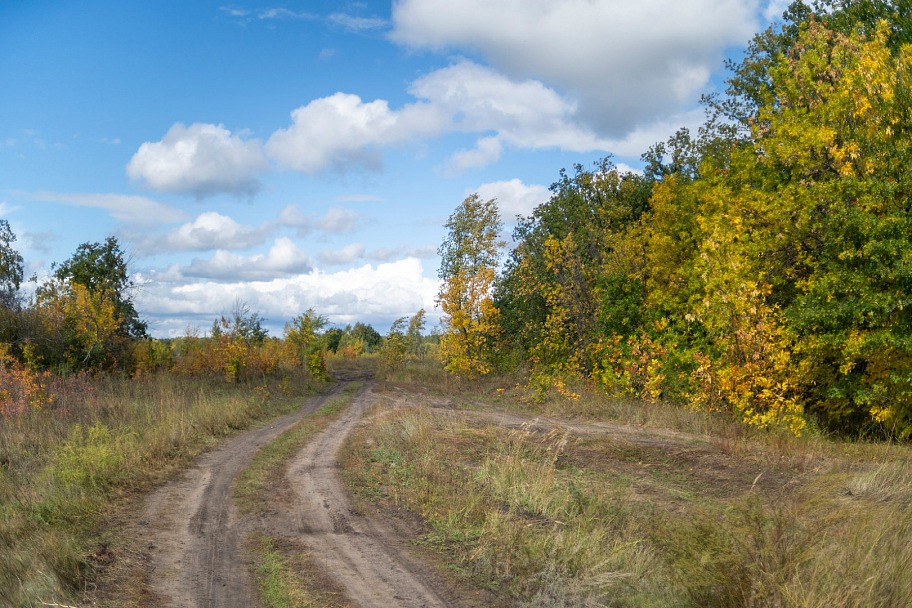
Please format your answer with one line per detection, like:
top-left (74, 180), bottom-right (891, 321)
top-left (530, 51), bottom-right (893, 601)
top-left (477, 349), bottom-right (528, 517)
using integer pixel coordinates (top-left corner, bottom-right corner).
top-left (135, 385), bottom-right (342, 608)
top-left (285, 382), bottom-right (457, 608)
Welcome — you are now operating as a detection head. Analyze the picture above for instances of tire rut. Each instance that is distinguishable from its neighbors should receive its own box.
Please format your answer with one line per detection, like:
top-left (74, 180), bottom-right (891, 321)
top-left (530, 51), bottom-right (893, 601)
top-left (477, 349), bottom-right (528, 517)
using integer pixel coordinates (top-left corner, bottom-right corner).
top-left (135, 384), bottom-right (344, 608)
top-left (286, 381), bottom-right (457, 608)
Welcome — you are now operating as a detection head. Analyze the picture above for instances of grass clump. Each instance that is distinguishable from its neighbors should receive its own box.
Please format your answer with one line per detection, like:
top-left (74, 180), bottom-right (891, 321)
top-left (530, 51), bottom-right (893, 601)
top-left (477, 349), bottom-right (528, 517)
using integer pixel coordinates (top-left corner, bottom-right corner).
top-left (255, 535), bottom-right (320, 608)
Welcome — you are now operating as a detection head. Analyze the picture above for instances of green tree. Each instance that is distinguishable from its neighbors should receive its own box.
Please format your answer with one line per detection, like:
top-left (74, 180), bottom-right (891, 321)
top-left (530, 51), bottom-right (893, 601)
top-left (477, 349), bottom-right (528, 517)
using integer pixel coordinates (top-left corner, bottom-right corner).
top-left (51, 236), bottom-right (146, 338)
top-left (379, 316), bottom-right (409, 371)
top-left (284, 308), bottom-right (329, 379)
top-left (406, 308), bottom-right (426, 356)
top-left (350, 322), bottom-right (383, 351)
top-left (437, 194), bottom-right (504, 377)
top-left (0, 220), bottom-right (23, 310)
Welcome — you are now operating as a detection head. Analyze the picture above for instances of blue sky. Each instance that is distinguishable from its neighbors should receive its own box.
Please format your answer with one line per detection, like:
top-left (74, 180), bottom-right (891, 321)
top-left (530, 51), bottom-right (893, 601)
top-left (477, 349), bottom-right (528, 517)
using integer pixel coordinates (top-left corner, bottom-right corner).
top-left (1, 0), bottom-right (789, 337)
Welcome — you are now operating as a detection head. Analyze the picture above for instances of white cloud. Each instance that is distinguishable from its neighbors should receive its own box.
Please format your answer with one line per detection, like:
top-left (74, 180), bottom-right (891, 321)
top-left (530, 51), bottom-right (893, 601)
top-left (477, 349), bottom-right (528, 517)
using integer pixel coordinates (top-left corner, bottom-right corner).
top-left (20, 191), bottom-right (188, 225)
top-left (276, 204), bottom-right (363, 235)
top-left (137, 257), bottom-right (439, 335)
top-left (763, 0), bottom-right (792, 21)
top-left (328, 13), bottom-right (387, 31)
top-left (136, 211), bottom-right (270, 253)
top-left (316, 207), bottom-right (362, 233)
top-left (182, 238), bottom-right (313, 281)
top-left (127, 123), bottom-right (268, 198)
top-left (318, 243), bottom-right (365, 265)
top-left (446, 136), bottom-right (502, 173)
top-left (390, 0), bottom-right (758, 135)
top-left (366, 245), bottom-right (437, 262)
top-left (267, 60), bottom-right (612, 173)
top-left (474, 179), bottom-right (550, 220)
top-left (266, 93), bottom-right (445, 173)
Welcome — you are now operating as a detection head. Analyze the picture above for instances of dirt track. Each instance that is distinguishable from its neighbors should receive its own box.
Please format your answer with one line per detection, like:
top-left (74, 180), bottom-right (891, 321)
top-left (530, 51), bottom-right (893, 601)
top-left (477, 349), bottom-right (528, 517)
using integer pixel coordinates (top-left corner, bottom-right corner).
top-left (128, 380), bottom-right (459, 608)
top-left (135, 386), bottom-right (343, 607)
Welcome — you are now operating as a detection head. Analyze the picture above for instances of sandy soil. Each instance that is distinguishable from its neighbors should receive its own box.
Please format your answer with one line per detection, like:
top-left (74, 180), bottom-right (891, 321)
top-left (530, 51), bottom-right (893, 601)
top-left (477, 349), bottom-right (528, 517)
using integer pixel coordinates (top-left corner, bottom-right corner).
top-left (126, 386), bottom-right (342, 608)
top-left (284, 381), bottom-right (462, 608)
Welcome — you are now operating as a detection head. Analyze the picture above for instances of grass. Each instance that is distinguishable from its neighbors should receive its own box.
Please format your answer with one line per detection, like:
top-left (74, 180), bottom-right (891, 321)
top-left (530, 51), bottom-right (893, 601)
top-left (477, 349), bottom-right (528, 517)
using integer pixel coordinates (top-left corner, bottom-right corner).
top-left (254, 535), bottom-right (322, 608)
top-left (236, 381), bottom-right (361, 608)
top-left (342, 358), bottom-right (912, 607)
top-left (0, 368), bottom-right (328, 608)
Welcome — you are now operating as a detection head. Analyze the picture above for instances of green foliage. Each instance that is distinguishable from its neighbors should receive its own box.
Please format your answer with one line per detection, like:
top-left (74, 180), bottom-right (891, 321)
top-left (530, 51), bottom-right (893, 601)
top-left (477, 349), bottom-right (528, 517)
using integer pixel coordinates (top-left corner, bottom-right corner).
top-left (490, 8), bottom-right (912, 437)
top-left (51, 236), bottom-right (146, 338)
top-left (437, 194), bottom-right (505, 377)
top-left (379, 316), bottom-right (409, 372)
top-left (0, 220), bottom-right (23, 310)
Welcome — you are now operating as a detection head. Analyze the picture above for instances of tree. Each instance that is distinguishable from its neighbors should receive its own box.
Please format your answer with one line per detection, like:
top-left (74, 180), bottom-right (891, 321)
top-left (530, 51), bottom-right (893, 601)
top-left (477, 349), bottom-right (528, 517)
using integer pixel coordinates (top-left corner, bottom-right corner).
top-left (406, 309), bottom-right (426, 356)
top-left (284, 308), bottom-right (329, 379)
top-left (437, 194), bottom-right (504, 377)
top-left (52, 236), bottom-right (146, 338)
top-left (379, 317), bottom-right (409, 371)
top-left (350, 322), bottom-right (383, 351)
top-left (0, 220), bottom-right (23, 310)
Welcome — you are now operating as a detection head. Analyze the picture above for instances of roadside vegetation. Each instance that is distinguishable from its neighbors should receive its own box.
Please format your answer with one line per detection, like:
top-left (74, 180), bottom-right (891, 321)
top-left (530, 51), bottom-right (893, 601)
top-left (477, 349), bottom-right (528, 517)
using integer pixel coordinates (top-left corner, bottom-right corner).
top-left (344, 359), bottom-right (912, 607)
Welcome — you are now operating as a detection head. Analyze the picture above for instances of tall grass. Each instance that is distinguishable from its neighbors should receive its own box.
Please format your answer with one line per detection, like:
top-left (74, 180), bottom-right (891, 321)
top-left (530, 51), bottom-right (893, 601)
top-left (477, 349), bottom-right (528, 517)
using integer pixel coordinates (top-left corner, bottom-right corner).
top-left (343, 392), bottom-right (912, 607)
top-left (0, 369), bottom-right (325, 607)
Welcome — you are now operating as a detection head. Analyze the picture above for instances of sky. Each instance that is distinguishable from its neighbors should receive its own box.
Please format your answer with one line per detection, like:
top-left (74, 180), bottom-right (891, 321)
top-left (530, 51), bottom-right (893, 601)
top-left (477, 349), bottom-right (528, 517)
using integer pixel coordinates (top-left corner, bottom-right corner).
top-left (0, 0), bottom-right (791, 337)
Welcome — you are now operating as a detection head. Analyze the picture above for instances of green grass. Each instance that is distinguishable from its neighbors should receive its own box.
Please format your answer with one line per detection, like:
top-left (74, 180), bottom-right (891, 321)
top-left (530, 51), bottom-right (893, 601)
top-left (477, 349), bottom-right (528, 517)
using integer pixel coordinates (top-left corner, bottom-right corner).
top-left (255, 535), bottom-right (319, 608)
top-left (0, 369), bottom-right (328, 608)
top-left (343, 361), bottom-right (912, 607)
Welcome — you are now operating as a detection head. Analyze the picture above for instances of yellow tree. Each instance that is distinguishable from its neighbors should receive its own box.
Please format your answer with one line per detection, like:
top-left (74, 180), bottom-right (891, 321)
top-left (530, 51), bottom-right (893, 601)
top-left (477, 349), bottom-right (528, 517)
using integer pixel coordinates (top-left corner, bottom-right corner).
top-left (437, 194), bottom-right (504, 377)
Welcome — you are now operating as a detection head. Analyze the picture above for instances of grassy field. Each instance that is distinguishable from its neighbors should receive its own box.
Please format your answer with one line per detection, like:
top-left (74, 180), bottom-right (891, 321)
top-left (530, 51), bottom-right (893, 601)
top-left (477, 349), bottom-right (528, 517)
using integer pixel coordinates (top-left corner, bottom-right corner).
top-left (343, 359), bottom-right (912, 607)
top-left (0, 369), bottom-right (328, 607)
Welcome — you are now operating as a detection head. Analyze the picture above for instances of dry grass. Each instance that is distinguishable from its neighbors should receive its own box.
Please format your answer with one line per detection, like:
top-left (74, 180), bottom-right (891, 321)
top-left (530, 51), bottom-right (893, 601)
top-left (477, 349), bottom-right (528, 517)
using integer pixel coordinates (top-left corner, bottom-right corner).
top-left (0, 369), bottom-right (327, 607)
top-left (344, 359), bottom-right (912, 607)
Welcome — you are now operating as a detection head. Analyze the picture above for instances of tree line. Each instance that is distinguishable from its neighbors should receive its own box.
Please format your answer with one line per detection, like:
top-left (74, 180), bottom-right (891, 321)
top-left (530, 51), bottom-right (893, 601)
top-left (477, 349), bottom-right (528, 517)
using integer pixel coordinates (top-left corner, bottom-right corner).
top-left (436, 0), bottom-right (912, 438)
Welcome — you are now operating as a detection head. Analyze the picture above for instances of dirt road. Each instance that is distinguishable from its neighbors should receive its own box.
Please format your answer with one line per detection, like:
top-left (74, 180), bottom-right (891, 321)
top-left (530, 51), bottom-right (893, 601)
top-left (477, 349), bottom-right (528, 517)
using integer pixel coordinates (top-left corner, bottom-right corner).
top-left (127, 380), bottom-right (459, 608)
top-left (134, 386), bottom-right (342, 608)
top-left (285, 382), bottom-right (455, 608)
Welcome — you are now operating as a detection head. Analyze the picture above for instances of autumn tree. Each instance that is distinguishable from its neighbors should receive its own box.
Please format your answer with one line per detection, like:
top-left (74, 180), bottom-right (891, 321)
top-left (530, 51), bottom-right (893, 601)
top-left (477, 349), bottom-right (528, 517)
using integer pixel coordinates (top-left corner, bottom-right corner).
top-left (284, 308), bottom-right (329, 379)
top-left (437, 194), bottom-right (504, 377)
top-left (52, 236), bottom-right (146, 338)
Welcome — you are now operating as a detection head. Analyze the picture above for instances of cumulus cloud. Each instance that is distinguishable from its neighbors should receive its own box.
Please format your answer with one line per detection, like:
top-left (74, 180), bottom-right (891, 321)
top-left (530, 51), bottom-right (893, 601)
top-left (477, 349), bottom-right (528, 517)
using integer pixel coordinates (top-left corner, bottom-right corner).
top-left (266, 92), bottom-right (445, 173)
top-left (127, 123), bottom-right (268, 198)
top-left (20, 191), bottom-right (188, 225)
top-left (390, 0), bottom-right (758, 135)
top-left (474, 179), bottom-right (550, 221)
top-left (135, 211), bottom-right (271, 254)
top-left (267, 60), bottom-right (612, 173)
top-left (366, 245), bottom-right (437, 262)
top-left (318, 243), bottom-right (365, 266)
top-left (182, 238), bottom-right (313, 281)
top-left (277, 204), bottom-right (363, 236)
top-left (137, 257), bottom-right (439, 336)
top-left (316, 207), bottom-right (363, 233)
